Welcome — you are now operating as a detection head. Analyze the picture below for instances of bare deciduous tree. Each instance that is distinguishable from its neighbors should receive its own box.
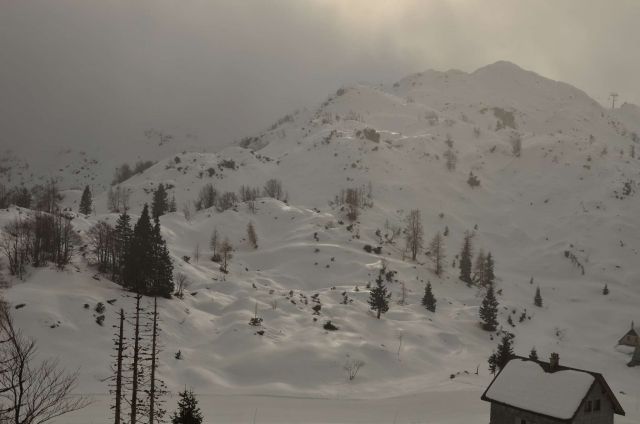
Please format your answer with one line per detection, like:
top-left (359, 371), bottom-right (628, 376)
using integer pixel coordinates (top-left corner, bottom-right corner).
top-left (404, 209), bottom-right (424, 261)
top-left (263, 179), bottom-right (284, 200)
top-left (0, 303), bottom-right (91, 423)
top-left (219, 238), bottom-right (233, 273)
top-left (343, 358), bottom-right (365, 381)
top-left (174, 273), bottom-right (188, 299)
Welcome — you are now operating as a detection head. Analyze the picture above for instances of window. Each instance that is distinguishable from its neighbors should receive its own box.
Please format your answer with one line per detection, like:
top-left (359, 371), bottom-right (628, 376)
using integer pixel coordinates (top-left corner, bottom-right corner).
top-left (594, 399), bottom-right (601, 411)
top-left (585, 400), bottom-right (592, 413)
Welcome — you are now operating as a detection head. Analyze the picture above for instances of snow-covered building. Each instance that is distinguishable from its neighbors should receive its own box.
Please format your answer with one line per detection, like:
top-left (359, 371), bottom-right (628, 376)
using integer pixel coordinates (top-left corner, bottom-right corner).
top-left (481, 354), bottom-right (625, 424)
top-left (617, 322), bottom-right (639, 347)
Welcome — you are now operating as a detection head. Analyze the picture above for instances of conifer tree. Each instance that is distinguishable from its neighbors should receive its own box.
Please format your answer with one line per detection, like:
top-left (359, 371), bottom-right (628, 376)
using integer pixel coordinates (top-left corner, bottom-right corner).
top-left (474, 249), bottom-right (486, 285)
top-left (152, 183), bottom-right (169, 219)
top-left (422, 281), bottom-right (436, 312)
top-left (459, 231), bottom-right (473, 285)
top-left (529, 347), bottom-right (538, 361)
top-left (488, 333), bottom-right (514, 374)
top-left (602, 284), bottom-right (609, 295)
top-left (247, 221), bottom-right (258, 249)
top-left (79, 185), bottom-right (93, 215)
top-left (114, 212), bottom-right (132, 282)
top-left (171, 388), bottom-right (203, 424)
top-left (124, 205), bottom-right (154, 294)
top-left (368, 266), bottom-right (390, 319)
top-left (485, 252), bottom-right (495, 286)
top-left (479, 284), bottom-right (499, 331)
top-left (151, 217), bottom-right (174, 298)
top-left (534, 286), bottom-right (543, 307)
top-left (429, 232), bottom-right (445, 276)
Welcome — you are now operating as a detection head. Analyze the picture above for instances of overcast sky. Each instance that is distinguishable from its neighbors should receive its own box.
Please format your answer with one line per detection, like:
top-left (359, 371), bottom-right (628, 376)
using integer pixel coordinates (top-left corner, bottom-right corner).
top-left (1, 0), bottom-right (639, 156)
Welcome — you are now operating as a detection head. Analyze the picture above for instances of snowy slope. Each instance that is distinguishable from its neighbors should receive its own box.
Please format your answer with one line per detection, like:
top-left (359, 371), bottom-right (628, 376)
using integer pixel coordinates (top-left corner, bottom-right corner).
top-left (1, 61), bottom-right (640, 423)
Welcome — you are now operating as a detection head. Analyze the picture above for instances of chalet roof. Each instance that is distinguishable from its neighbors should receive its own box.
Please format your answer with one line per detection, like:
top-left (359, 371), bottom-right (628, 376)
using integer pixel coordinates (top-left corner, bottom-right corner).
top-left (481, 356), bottom-right (625, 422)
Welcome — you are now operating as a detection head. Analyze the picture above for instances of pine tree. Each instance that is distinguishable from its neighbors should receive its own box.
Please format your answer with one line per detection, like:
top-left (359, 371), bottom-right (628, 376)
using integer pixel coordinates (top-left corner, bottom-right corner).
top-left (484, 252), bottom-right (495, 286)
top-left (422, 282), bottom-right (436, 312)
top-left (124, 205), bottom-right (154, 294)
top-left (534, 286), bottom-right (543, 307)
top-left (114, 212), bottom-right (132, 282)
top-left (479, 284), bottom-right (499, 331)
top-left (152, 184), bottom-right (169, 219)
top-left (171, 388), bottom-right (203, 424)
top-left (210, 228), bottom-right (219, 259)
top-left (247, 221), bottom-right (258, 249)
top-left (602, 284), bottom-right (609, 295)
top-left (79, 185), bottom-right (93, 215)
top-left (429, 232), bottom-right (445, 276)
top-left (474, 249), bottom-right (486, 286)
top-left (368, 266), bottom-right (390, 319)
top-left (529, 347), bottom-right (539, 361)
top-left (151, 217), bottom-right (174, 298)
top-left (459, 231), bottom-right (473, 285)
top-left (488, 333), bottom-right (514, 374)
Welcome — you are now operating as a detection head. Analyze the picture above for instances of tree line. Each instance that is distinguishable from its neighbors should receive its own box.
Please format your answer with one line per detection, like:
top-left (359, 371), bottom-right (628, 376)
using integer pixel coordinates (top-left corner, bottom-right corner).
top-left (89, 204), bottom-right (174, 298)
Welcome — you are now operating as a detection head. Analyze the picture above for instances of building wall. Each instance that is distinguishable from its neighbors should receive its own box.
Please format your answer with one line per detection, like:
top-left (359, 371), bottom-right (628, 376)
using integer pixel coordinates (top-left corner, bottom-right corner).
top-left (490, 403), bottom-right (564, 424)
top-left (489, 381), bottom-right (615, 424)
top-left (572, 382), bottom-right (614, 424)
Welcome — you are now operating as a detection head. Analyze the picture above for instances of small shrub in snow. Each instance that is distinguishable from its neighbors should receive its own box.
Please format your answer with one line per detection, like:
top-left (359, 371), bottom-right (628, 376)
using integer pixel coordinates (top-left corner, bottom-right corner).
top-left (175, 350), bottom-right (183, 360)
top-left (96, 315), bottom-right (105, 326)
top-left (323, 321), bottom-right (339, 331)
top-left (534, 286), bottom-right (543, 307)
top-left (182, 256), bottom-right (191, 263)
top-left (467, 172), bottom-right (480, 188)
top-left (95, 302), bottom-right (105, 314)
top-left (355, 128), bottom-right (380, 143)
top-left (602, 284), bottom-right (609, 295)
top-left (343, 358), bottom-right (365, 381)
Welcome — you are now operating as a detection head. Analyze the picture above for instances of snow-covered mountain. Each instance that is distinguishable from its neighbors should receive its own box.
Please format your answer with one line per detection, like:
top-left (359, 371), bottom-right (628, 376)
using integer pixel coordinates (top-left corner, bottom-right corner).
top-left (2, 61), bottom-right (640, 423)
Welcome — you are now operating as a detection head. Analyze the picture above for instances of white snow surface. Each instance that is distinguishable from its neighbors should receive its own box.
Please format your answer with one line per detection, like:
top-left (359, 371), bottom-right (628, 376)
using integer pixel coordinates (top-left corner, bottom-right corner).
top-left (1, 61), bottom-right (640, 423)
top-left (484, 359), bottom-right (595, 420)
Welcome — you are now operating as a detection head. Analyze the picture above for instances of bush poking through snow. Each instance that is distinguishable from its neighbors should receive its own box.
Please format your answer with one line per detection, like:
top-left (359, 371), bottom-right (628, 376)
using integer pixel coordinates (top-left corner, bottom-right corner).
top-left (534, 286), bottom-right (543, 307)
top-left (248, 303), bottom-right (263, 327)
top-left (467, 172), bottom-right (481, 188)
top-left (323, 321), bottom-right (339, 331)
top-left (95, 302), bottom-right (105, 314)
top-left (344, 358), bottom-right (365, 381)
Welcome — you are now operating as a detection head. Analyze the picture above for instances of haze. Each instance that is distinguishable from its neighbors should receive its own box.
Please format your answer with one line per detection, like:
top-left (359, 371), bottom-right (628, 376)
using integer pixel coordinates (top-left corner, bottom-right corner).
top-left (1, 0), bottom-right (638, 158)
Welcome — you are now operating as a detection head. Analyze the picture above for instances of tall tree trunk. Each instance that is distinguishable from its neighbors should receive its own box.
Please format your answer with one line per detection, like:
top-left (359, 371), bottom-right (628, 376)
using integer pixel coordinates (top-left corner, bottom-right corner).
top-left (114, 308), bottom-right (125, 424)
top-left (130, 294), bottom-right (142, 424)
top-left (148, 297), bottom-right (158, 424)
